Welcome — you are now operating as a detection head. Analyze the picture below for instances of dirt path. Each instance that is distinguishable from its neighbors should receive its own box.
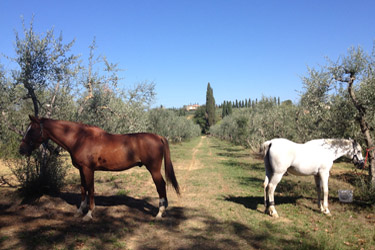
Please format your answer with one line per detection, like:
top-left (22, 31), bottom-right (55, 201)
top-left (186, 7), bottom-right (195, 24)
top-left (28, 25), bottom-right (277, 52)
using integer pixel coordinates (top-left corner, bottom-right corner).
top-left (188, 136), bottom-right (204, 171)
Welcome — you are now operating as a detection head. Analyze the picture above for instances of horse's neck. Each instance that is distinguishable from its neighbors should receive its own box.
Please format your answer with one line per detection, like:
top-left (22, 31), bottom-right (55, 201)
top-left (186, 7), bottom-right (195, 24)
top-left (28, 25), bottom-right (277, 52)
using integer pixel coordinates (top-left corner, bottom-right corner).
top-left (43, 119), bottom-right (82, 151)
top-left (313, 139), bottom-right (352, 160)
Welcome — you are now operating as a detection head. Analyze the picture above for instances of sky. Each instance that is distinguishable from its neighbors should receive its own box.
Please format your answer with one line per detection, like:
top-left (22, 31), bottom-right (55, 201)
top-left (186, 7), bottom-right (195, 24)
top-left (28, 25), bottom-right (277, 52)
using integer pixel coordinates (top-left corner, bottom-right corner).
top-left (1, 0), bottom-right (375, 108)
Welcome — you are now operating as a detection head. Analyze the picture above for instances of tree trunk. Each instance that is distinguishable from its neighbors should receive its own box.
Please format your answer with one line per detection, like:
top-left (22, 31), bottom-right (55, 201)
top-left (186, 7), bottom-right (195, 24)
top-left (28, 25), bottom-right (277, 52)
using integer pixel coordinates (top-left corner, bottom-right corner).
top-left (347, 75), bottom-right (375, 185)
top-left (23, 81), bottom-right (39, 117)
top-left (46, 81), bottom-right (60, 118)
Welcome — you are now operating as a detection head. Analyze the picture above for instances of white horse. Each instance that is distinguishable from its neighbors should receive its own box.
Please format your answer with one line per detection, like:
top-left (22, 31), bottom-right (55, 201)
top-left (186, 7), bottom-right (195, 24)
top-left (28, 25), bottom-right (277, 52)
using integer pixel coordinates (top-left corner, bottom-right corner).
top-left (262, 138), bottom-right (364, 218)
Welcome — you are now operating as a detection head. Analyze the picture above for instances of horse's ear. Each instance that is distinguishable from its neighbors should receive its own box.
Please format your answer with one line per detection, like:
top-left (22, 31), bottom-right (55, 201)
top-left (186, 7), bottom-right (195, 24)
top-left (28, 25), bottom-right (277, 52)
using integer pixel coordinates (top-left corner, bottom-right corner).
top-left (29, 115), bottom-right (40, 123)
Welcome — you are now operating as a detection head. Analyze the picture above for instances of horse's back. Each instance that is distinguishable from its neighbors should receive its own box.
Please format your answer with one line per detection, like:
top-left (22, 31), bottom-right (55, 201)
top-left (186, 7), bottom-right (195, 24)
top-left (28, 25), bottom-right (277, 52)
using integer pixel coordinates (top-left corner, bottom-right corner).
top-left (266, 138), bottom-right (335, 175)
top-left (77, 132), bottom-right (165, 171)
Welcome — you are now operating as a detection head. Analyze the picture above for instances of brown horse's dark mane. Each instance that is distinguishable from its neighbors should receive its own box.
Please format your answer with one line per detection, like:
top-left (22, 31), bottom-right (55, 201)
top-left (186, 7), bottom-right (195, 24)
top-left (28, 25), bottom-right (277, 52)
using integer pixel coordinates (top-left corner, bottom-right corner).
top-left (41, 117), bottom-right (104, 131)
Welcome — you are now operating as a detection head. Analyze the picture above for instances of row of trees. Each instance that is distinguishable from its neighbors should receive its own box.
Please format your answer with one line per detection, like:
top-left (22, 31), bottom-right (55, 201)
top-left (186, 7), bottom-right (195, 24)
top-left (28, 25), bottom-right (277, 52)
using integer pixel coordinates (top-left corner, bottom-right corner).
top-left (210, 45), bottom-right (375, 187)
top-left (220, 97), bottom-right (281, 110)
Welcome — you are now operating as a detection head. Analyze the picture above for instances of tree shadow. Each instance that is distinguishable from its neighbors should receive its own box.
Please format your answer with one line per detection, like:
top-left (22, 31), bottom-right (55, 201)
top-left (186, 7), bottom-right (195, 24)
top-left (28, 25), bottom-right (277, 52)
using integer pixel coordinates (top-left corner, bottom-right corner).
top-left (217, 152), bottom-right (251, 159)
top-left (0, 189), bottom-right (328, 250)
top-left (221, 159), bottom-right (253, 170)
top-left (224, 195), bottom-right (302, 211)
top-left (330, 170), bottom-right (366, 186)
top-left (58, 192), bottom-right (158, 216)
top-left (237, 176), bottom-right (264, 190)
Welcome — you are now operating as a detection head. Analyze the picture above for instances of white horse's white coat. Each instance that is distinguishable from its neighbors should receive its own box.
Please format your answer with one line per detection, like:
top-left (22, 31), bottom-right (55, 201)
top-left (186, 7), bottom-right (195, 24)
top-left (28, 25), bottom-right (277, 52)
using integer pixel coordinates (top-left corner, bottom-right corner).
top-left (262, 138), bottom-right (364, 218)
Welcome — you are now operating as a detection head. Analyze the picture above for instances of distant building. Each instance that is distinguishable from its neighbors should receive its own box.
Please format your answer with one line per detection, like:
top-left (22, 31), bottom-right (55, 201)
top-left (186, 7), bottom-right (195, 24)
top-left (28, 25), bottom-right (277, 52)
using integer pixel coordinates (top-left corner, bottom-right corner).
top-left (184, 104), bottom-right (200, 111)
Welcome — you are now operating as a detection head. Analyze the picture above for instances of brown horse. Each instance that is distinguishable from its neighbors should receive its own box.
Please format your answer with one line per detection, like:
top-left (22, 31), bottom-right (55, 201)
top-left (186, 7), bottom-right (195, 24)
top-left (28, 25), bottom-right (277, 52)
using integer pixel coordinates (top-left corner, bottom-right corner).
top-left (19, 115), bottom-right (180, 220)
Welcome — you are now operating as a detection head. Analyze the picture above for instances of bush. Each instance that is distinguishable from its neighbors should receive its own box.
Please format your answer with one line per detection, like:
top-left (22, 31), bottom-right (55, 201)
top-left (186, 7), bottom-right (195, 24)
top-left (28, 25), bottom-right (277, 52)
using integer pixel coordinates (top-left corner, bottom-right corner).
top-left (148, 109), bottom-right (201, 142)
top-left (354, 174), bottom-right (375, 204)
top-left (9, 149), bottom-right (67, 196)
top-left (210, 98), bottom-right (299, 149)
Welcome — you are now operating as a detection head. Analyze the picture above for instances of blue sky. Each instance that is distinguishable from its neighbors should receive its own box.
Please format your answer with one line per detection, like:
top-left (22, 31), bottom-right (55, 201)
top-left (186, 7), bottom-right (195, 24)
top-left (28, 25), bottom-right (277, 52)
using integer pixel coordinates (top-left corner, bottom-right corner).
top-left (1, 0), bottom-right (374, 108)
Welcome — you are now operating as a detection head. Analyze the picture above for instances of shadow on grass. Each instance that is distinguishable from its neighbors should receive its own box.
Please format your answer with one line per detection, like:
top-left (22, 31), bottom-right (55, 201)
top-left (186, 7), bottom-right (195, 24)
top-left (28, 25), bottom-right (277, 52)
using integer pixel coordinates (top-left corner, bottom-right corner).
top-left (58, 192), bottom-right (158, 216)
top-left (330, 170), bottom-right (366, 186)
top-left (224, 195), bottom-right (302, 211)
top-left (211, 143), bottom-right (251, 159)
top-left (1, 190), bottom-right (322, 250)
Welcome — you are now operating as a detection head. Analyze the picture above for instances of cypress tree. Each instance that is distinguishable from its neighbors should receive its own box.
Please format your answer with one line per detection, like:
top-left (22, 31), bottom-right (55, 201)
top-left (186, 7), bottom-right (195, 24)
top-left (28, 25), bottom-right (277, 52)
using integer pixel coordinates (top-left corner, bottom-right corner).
top-left (206, 82), bottom-right (216, 127)
top-left (222, 101), bottom-right (226, 118)
top-left (227, 101), bottom-right (232, 115)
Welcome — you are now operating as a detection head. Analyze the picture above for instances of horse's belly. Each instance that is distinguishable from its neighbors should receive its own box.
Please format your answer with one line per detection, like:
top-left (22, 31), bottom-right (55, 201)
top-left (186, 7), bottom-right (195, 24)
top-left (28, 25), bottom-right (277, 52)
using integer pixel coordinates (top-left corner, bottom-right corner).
top-left (287, 165), bottom-right (318, 176)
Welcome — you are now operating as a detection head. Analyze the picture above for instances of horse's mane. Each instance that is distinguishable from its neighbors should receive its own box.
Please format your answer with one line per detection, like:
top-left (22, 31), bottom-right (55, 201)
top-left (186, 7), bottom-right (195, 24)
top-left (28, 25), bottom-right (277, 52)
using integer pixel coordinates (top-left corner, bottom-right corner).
top-left (41, 117), bottom-right (105, 131)
top-left (322, 138), bottom-right (352, 146)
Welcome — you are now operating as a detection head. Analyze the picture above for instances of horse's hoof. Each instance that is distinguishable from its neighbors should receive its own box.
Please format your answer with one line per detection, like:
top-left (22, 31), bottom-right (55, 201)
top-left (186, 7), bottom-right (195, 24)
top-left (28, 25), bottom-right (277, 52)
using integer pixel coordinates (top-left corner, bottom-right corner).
top-left (155, 211), bottom-right (166, 219)
top-left (267, 211), bottom-right (279, 218)
top-left (83, 215), bottom-right (92, 221)
top-left (75, 209), bottom-right (83, 218)
top-left (322, 208), bottom-right (331, 216)
top-left (271, 213), bottom-right (279, 218)
top-left (83, 211), bottom-right (92, 221)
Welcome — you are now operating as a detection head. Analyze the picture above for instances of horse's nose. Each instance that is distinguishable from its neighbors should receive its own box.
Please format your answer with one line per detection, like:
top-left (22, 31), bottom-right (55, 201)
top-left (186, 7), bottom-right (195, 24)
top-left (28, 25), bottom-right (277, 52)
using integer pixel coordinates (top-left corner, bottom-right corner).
top-left (360, 160), bottom-right (365, 169)
top-left (357, 160), bottom-right (365, 169)
top-left (19, 147), bottom-right (30, 156)
top-left (19, 147), bottom-right (26, 155)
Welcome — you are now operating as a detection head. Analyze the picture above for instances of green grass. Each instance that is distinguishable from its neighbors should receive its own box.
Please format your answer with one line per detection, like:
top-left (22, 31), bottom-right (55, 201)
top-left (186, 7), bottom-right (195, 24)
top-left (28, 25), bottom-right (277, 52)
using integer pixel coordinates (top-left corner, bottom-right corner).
top-left (184, 136), bottom-right (375, 250)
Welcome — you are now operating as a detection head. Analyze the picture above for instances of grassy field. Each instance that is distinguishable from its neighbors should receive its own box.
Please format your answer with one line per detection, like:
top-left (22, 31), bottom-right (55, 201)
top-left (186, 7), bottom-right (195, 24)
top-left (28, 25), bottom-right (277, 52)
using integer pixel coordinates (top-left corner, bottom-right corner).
top-left (0, 136), bottom-right (374, 249)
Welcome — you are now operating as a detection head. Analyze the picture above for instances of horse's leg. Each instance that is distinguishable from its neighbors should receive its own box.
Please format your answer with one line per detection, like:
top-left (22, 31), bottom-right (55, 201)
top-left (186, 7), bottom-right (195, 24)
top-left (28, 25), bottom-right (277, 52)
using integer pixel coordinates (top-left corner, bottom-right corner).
top-left (75, 168), bottom-right (88, 217)
top-left (267, 173), bottom-right (284, 218)
top-left (320, 172), bottom-right (331, 216)
top-left (147, 163), bottom-right (167, 218)
top-left (82, 167), bottom-right (95, 221)
top-left (263, 154), bottom-right (272, 213)
top-left (314, 175), bottom-right (324, 212)
top-left (263, 175), bottom-right (270, 213)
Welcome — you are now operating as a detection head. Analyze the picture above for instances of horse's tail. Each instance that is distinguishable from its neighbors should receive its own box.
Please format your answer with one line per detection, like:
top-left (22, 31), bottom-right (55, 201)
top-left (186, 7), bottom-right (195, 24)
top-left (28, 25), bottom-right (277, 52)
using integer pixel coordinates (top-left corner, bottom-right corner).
top-left (260, 140), bottom-right (272, 158)
top-left (161, 137), bottom-right (180, 195)
top-left (262, 140), bottom-right (273, 176)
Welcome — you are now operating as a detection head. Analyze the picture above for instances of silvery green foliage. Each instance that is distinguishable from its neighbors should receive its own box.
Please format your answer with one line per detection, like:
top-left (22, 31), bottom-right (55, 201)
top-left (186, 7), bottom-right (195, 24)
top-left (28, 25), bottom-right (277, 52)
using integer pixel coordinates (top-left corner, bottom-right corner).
top-left (76, 39), bottom-right (155, 134)
top-left (210, 97), bottom-right (299, 150)
top-left (78, 83), bottom-right (155, 134)
top-left (148, 109), bottom-right (201, 142)
top-left (0, 18), bottom-right (79, 158)
top-left (12, 17), bottom-right (79, 118)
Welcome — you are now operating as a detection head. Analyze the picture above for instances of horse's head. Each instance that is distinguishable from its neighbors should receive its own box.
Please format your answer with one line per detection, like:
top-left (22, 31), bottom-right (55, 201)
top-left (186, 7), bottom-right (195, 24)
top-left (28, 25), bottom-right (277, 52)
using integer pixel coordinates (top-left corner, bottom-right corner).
top-left (350, 140), bottom-right (365, 169)
top-left (19, 115), bottom-right (47, 156)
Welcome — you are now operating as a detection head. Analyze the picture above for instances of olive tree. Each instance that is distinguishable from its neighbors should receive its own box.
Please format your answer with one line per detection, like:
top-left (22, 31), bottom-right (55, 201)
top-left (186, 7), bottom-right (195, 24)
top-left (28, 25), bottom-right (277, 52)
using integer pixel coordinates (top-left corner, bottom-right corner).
top-left (2, 18), bottom-right (79, 194)
top-left (301, 45), bottom-right (375, 185)
top-left (76, 39), bottom-right (156, 133)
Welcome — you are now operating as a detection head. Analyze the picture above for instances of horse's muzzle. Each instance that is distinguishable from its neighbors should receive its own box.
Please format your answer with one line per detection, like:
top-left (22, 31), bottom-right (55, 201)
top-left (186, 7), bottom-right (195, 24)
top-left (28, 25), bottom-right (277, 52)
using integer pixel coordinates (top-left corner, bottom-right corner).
top-left (19, 146), bottom-right (31, 156)
top-left (355, 160), bottom-right (365, 169)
